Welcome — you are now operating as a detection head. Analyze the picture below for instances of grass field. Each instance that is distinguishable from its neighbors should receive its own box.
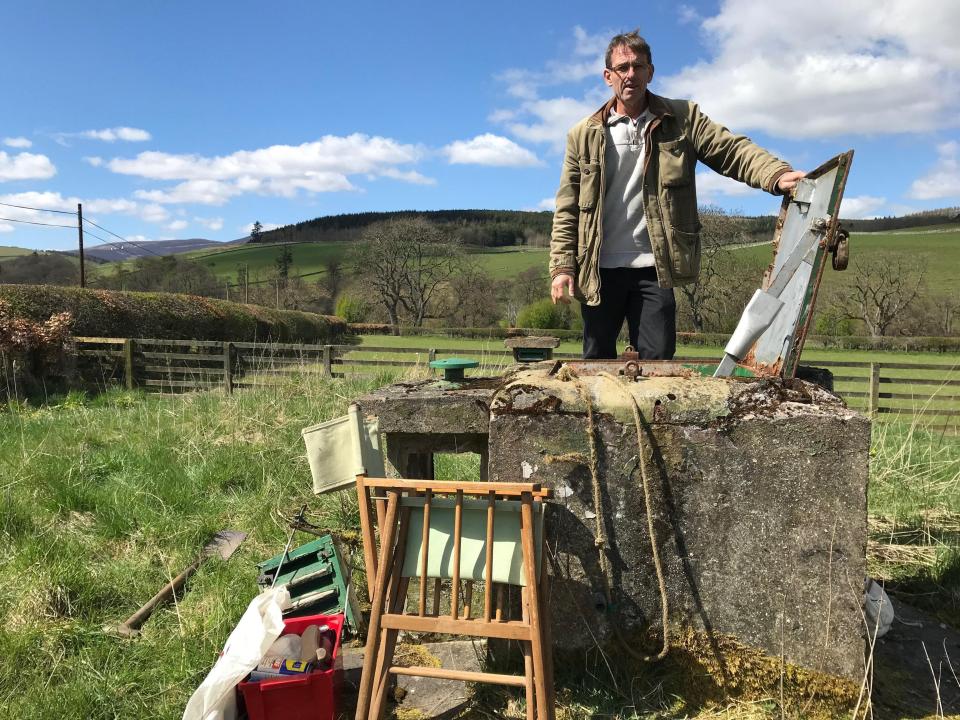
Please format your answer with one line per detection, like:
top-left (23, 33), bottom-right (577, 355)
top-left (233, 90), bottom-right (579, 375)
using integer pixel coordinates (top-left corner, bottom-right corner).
top-left (77, 223), bottom-right (959, 298)
top-left (0, 245), bottom-right (34, 260)
top-left (1, 368), bottom-right (958, 718)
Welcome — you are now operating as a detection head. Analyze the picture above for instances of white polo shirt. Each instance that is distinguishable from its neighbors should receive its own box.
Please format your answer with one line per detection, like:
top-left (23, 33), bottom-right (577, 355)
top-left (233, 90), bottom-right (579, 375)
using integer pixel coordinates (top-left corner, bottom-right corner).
top-left (599, 107), bottom-right (655, 269)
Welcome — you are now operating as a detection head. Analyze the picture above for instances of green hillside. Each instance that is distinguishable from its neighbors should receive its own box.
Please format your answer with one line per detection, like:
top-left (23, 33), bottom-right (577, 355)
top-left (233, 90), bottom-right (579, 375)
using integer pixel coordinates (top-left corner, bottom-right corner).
top-left (81, 223), bottom-right (959, 303)
top-left (0, 245), bottom-right (34, 260)
top-left (734, 226), bottom-right (960, 296)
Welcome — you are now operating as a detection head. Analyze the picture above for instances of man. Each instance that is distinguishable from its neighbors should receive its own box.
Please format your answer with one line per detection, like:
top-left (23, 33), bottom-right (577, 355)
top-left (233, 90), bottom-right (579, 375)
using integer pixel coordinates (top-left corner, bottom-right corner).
top-left (549, 30), bottom-right (805, 359)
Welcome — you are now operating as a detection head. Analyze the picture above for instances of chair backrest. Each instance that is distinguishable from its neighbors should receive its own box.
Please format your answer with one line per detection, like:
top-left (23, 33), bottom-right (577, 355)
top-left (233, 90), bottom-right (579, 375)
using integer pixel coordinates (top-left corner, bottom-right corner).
top-left (301, 403), bottom-right (385, 494)
top-left (399, 496), bottom-right (543, 585)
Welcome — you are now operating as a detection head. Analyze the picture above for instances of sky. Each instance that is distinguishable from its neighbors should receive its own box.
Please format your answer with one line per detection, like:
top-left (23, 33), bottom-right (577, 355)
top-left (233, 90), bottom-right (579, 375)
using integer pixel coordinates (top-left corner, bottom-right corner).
top-left (1, 0), bottom-right (959, 252)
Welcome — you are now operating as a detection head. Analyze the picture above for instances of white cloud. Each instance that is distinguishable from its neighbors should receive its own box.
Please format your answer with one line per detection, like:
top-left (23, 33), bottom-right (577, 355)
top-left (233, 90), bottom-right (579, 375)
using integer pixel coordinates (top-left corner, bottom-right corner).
top-left (840, 195), bottom-right (887, 219)
top-left (82, 127), bottom-right (152, 142)
top-left (0, 223), bottom-right (14, 233)
top-left (0, 151), bottom-right (56, 181)
top-left (695, 170), bottom-right (763, 201)
top-left (0, 191), bottom-right (171, 232)
top-left (134, 179), bottom-right (244, 206)
top-left (909, 141), bottom-right (960, 200)
top-left (507, 96), bottom-right (598, 149)
top-left (194, 216), bottom-right (224, 231)
top-left (659, 0), bottom-right (960, 138)
top-left (677, 5), bottom-right (702, 24)
top-left (535, 197), bottom-right (555, 211)
top-left (443, 134), bottom-right (541, 167)
top-left (166, 219), bottom-right (188, 232)
top-left (83, 156), bottom-right (104, 167)
top-left (108, 134), bottom-right (427, 204)
top-left (126, 234), bottom-right (150, 243)
top-left (3, 137), bottom-right (32, 149)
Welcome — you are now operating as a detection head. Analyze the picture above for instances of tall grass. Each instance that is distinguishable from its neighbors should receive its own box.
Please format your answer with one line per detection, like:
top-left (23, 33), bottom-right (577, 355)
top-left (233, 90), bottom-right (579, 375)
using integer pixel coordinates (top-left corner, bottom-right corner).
top-left (0, 373), bottom-right (392, 719)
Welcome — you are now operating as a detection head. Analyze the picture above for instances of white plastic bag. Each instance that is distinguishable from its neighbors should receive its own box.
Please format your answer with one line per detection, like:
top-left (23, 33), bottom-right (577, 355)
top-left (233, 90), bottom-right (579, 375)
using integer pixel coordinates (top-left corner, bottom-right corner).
top-left (864, 577), bottom-right (894, 639)
top-left (183, 587), bottom-right (292, 720)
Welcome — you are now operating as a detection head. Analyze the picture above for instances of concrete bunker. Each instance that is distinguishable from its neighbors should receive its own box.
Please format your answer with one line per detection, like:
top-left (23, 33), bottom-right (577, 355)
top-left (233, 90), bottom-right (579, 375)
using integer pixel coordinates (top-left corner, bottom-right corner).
top-left (359, 356), bottom-right (870, 690)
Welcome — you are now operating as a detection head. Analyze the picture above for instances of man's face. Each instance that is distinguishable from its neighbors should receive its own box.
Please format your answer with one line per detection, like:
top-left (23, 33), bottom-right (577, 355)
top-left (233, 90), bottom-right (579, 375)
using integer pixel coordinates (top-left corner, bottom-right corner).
top-left (603, 45), bottom-right (654, 107)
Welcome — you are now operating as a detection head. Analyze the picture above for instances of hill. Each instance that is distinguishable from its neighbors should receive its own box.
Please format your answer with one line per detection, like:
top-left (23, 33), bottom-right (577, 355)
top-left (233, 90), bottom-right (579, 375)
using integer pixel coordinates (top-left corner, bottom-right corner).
top-left (60, 237), bottom-right (235, 263)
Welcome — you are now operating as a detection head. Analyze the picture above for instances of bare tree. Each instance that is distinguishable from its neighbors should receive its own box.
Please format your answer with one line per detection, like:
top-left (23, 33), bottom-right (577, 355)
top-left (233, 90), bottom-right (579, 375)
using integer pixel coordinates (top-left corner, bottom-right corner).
top-left (844, 254), bottom-right (925, 337)
top-left (353, 218), bottom-right (464, 330)
top-left (676, 207), bottom-right (753, 332)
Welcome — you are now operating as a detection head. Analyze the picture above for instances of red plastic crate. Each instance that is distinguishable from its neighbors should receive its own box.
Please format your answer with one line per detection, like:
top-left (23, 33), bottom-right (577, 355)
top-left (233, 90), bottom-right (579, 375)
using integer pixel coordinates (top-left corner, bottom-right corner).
top-left (238, 613), bottom-right (344, 720)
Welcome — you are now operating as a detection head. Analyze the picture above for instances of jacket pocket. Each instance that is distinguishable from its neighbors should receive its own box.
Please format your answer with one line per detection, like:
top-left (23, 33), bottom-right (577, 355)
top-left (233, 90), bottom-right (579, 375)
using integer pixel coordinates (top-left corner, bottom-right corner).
top-left (579, 161), bottom-right (601, 210)
top-left (670, 225), bottom-right (701, 278)
top-left (659, 138), bottom-right (690, 187)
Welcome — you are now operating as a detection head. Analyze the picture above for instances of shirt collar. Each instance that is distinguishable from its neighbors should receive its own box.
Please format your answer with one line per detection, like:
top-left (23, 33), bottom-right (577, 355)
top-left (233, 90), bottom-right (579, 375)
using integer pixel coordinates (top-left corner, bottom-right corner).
top-left (606, 107), bottom-right (653, 127)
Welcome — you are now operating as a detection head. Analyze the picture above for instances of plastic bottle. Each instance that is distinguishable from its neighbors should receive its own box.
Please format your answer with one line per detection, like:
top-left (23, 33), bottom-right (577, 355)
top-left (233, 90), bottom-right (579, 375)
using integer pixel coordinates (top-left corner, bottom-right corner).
top-left (299, 624), bottom-right (321, 663)
top-left (266, 633), bottom-right (302, 659)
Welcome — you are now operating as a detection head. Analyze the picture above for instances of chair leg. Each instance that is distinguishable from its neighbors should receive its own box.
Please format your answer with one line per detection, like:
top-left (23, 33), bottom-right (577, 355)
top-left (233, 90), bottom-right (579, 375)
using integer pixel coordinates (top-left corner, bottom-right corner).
top-left (370, 576), bottom-right (410, 720)
top-left (520, 496), bottom-right (551, 720)
top-left (355, 493), bottom-right (400, 720)
top-left (539, 569), bottom-right (556, 714)
top-left (521, 587), bottom-right (536, 720)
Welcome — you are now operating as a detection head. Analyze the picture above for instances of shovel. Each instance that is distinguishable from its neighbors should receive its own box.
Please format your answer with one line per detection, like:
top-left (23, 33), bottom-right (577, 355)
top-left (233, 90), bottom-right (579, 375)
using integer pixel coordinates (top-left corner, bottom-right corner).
top-left (106, 530), bottom-right (247, 638)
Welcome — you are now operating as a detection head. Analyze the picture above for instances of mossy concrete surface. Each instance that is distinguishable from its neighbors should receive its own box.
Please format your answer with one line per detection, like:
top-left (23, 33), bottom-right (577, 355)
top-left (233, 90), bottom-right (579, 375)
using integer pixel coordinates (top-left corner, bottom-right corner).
top-left (488, 369), bottom-right (869, 681)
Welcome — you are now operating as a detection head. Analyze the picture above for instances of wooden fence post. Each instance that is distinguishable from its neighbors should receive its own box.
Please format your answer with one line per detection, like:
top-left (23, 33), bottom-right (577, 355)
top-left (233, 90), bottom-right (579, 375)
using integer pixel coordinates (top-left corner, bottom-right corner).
top-left (223, 341), bottom-right (234, 394)
top-left (868, 362), bottom-right (881, 417)
top-left (123, 339), bottom-right (136, 390)
top-left (323, 345), bottom-right (333, 378)
top-left (428, 349), bottom-right (437, 364)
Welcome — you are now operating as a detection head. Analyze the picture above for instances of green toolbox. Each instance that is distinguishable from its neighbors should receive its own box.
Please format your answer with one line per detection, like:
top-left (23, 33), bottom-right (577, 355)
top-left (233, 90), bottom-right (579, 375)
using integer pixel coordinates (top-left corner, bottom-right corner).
top-left (256, 534), bottom-right (363, 636)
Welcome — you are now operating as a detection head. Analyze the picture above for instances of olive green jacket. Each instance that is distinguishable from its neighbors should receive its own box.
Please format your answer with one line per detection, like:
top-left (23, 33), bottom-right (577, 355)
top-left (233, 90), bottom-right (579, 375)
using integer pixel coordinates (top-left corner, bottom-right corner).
top-left (549, 92), bottom-right (791, 304)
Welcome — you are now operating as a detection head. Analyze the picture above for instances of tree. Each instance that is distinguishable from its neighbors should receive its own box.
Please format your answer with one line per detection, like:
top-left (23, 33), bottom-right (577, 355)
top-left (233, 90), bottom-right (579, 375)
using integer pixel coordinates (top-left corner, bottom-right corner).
top-left (675, 207), bottom-right (754, 333)
top-left (0, 252), bottom-right (80, 286)
top-left (445, 265), bottom-right (502, 328)
top-left (275, 246), bottom-right (293, 288)
top-left (352, 218), bottom-right (464, 330)
top-left (844, 254), bottom-right (925, 337)
top-left (250, 220), bottom-right (263, 243)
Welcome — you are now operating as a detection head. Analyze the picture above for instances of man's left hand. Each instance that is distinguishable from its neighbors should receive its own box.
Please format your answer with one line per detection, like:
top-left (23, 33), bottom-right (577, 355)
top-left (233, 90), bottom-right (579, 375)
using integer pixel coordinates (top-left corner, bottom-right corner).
top-left (777, 170), bottom-right (807, 193)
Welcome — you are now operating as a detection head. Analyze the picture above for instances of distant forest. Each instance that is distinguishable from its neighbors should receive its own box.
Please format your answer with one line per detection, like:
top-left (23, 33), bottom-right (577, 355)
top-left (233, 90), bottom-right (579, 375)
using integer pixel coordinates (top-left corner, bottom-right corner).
top-left (250, 209), bottom-right (784, 247)
top-left (249, 205), bottom-right (960, 249)
top-left (252, 209), bottom-right (556, 248)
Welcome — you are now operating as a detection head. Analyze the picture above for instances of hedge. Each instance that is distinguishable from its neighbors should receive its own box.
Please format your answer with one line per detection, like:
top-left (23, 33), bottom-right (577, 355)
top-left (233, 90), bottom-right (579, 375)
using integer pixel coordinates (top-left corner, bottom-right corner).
top-left (0, 285), bottom-right (351, 344)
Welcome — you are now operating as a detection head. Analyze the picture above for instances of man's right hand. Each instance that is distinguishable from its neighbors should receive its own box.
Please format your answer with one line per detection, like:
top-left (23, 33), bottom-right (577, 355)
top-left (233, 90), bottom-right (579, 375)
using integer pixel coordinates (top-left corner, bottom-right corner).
top-left (551, 273), bottom-right (575, 304)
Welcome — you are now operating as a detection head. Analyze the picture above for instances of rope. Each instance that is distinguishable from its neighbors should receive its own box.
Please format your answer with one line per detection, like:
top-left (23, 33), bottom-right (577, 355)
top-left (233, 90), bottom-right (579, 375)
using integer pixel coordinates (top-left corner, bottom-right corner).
top-left (599, 371), bottom-right (670, 661)
top-left (555, 365), bottom-right (670, 662)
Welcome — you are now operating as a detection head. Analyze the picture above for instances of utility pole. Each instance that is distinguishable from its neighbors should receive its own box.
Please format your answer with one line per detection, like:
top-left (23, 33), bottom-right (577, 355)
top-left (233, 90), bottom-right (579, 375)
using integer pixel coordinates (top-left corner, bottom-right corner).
top-left (225, 281), bottom-right (230, 301)
top-left (77, 203), bottom-right (86, 288)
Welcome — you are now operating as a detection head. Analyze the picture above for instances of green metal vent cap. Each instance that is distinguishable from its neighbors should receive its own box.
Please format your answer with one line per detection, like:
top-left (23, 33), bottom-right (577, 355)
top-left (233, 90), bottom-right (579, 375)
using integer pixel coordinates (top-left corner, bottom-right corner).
top-left (429, 357), bottom-right (479, 382)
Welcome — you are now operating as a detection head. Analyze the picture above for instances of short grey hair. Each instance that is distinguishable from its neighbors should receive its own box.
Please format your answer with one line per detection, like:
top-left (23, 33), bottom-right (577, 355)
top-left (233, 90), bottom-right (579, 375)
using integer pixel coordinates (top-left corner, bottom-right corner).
top-left (605, 30), bottom-right (653, 68)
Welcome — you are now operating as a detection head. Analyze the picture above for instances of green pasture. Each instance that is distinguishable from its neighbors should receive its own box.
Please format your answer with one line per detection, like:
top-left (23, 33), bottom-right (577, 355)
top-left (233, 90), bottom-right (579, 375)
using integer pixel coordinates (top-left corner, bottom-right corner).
top-left (733, 226), bottom-right (960, 296)
top-left (0, 245), bottom-right (35, 260)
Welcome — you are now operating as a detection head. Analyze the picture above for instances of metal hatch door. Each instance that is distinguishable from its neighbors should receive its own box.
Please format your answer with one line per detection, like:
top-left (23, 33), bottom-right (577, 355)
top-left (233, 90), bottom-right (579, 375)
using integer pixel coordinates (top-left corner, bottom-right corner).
top-left (719, 150), bottom-right (853, 378)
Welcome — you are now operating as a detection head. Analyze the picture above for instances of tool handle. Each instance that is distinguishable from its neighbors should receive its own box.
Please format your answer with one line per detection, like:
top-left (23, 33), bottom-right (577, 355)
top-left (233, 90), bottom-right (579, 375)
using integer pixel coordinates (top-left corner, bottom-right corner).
top-left (121, 558), bottom-right (202, 631)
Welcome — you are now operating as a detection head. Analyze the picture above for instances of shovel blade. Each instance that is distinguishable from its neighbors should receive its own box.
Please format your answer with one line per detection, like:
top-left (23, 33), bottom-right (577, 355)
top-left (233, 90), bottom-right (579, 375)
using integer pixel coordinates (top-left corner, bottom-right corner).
top-left (203, 530), bottom-right (247, 560)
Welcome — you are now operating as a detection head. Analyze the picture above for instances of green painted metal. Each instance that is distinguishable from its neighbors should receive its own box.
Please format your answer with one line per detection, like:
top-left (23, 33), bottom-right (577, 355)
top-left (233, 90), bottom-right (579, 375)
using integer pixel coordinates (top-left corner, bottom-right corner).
top-left (429, 357), bottom-right (479, 382)
top-left (257, 534), bottom-right (361, 634)
top-left (685, 363), bottom-right (755, 378)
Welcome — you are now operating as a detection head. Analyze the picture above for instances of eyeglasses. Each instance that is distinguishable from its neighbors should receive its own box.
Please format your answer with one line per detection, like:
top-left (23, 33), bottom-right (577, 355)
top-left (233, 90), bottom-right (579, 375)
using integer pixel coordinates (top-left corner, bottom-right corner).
top-left (608, 61), bottom-right (649, 75)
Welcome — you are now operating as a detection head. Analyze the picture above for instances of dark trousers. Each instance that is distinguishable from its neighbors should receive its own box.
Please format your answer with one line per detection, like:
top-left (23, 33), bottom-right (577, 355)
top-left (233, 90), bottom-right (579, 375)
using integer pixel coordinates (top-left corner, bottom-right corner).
top-left (581, 267), bottom-right (676, 359)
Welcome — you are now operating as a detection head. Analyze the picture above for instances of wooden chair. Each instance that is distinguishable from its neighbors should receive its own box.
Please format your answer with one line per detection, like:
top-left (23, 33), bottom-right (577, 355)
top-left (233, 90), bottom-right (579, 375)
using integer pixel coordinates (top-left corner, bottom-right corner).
top-left (354, 478), bottom-right (555, 720)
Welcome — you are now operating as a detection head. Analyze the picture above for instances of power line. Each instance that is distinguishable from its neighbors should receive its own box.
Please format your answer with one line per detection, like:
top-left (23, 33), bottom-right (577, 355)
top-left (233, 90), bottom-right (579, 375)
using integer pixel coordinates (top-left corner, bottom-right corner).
top-left (0, 200), bottom-right (76, 215)
top-left (0, 215), bottom-right (76, 229)
top-left (81, 216), bottom-right (165, 258)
